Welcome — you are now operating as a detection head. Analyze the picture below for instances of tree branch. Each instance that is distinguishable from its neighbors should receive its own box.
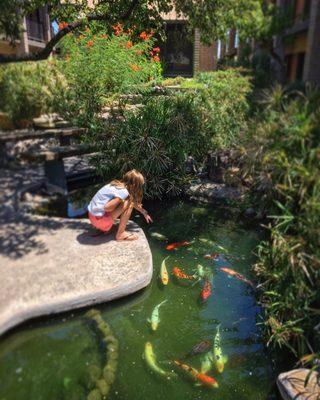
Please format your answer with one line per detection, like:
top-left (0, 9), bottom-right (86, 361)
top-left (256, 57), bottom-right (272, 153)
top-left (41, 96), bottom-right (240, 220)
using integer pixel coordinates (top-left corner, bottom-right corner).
top-left (0, 0), bottom-right (140, 64)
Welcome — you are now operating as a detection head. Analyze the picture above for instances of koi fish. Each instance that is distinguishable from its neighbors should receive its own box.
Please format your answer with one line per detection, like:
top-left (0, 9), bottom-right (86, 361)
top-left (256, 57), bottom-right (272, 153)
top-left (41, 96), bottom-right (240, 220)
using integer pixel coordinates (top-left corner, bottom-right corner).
top-left (148, 300), bottom-right (167, 331)
top-left (195, 264), bottom-right (206, 278)
top-left (204, 253), bottom-right (219, 260)
top-left (172, 266), bottom-right (194, 280)
top-left (144, 342), bottom-right (175, 377)
top-left (199, 238), bottom-right (215, 246)
top-left (166, 241), bottom-right (190, 251)
top-left (213, 324), bottom-right (228, 373)
top-left (220, 267), bottom-right (254, 288)
top-left (160, 256), bottom-right (169, 285)
top-left (174, 360), bottom-right (218, 389)
top-left (150, 232), bottom-right (167, 241)
top-left (201, 280), bottom-right (212, 302)
top-left (193, 264), bottom-right (213, 284)
top-left (187, 340), bottom-right (211, 357)
top-left (201, 351), bottom-right (214, 374)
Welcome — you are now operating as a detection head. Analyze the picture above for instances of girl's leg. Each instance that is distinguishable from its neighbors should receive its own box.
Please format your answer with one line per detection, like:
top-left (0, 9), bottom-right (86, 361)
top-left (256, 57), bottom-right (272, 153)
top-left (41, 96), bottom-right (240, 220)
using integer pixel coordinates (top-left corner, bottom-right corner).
top-left (111, 200), bottom-right (138, 241)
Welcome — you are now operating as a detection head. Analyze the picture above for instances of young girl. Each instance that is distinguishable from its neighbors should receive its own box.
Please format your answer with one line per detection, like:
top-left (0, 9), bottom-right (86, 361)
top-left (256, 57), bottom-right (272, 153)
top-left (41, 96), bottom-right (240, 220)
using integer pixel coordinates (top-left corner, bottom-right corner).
top-left (88, 169), bottom-right (152, 241)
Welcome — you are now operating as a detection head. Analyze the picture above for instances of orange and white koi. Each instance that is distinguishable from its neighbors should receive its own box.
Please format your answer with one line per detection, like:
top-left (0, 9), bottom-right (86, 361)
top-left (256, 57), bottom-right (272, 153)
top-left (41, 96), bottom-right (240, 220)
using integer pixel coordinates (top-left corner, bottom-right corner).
top-left (166, 241), bottom-right (190, 251)
top-left (160, 256), bottom-right (169, 285)
top-left (174, 360), bottom-right (219, 389)
top-left (204, 253), bottom-right (219, 260)
top-left (201, 280), bottom-right (212, 302)
top-left (172, 266), bottom-right (194, 280)
top-left (220, 267), bottom-right (254, 288)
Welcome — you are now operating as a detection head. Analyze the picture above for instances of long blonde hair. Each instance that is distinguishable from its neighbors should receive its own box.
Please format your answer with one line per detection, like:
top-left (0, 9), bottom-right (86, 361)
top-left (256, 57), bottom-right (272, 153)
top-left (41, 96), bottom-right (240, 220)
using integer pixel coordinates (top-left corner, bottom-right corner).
top-left (110, 169), bottom-right (145, 205)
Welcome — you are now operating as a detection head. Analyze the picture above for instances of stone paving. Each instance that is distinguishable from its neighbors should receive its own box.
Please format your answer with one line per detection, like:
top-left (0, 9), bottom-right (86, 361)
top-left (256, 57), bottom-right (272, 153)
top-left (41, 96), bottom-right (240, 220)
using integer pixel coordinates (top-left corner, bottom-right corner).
top-left (0, 166), bottom-right (153, 336)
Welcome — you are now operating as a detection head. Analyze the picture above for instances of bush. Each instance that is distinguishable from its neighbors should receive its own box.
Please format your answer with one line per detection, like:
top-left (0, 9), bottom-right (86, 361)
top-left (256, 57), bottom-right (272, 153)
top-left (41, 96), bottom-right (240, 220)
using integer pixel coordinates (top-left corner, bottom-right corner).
top-left (0, 61), bottom-right (64, 125)
top-left (56, 24), bottom-right (161, 126)
top-left (91, 94), bottom-right (207, 198)
top-left (244, 86), bottom-right (320, 358)
top-left (91, 68), bottom-right (252, 198)
top-left (194, 69), bottom-right (252, 148)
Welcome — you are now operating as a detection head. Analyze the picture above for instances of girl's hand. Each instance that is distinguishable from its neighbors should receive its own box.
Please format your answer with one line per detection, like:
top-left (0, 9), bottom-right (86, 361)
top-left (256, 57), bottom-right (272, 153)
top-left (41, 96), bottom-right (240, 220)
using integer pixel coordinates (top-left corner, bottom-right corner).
top-left (144, 213), bottom-right (153, 223)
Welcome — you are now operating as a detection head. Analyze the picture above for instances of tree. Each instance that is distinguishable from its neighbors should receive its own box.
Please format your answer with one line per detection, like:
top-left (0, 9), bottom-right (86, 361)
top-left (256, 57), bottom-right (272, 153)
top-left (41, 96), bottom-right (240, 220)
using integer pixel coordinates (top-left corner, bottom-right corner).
top-left (0, 0), bottom-right (277, 64)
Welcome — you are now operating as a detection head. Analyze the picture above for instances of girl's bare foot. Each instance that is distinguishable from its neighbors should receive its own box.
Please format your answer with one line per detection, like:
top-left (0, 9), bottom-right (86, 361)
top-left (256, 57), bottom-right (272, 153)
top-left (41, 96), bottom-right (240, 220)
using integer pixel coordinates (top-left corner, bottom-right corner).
top-left (116, 232), bottom-right (139, 241)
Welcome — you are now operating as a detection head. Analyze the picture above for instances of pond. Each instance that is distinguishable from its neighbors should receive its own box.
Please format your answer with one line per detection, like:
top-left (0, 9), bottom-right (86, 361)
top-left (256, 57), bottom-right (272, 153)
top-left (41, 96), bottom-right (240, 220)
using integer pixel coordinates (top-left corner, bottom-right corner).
top-left (0, 200), bottom-right (276, 400)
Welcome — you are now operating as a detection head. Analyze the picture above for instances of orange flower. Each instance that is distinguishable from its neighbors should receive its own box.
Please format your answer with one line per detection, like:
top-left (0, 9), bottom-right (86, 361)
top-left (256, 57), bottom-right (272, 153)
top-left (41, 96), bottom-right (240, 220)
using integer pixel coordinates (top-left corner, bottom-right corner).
top-left (58, 22), bottom-right (69, 30)
top-left (126, 40), bottom-right (133, 49)
top-left (87, 40), bottom-right (94, 47)
top-left (135, 49), bottom-right (143, 56)
top-left (100, 34), bottom-right (108, 39)
top-left (84, 26), bottom-right (90, 32)
top-left (112, 23), bottom-right (123, 36)
top-left (130, 64), bottom-right (140, 71)
top-left (153, 47), bottom-right (160, 53)
top-left (139, 31), bottom-right (149, 40)
top-left (153, 55), bottom-right (160, 62)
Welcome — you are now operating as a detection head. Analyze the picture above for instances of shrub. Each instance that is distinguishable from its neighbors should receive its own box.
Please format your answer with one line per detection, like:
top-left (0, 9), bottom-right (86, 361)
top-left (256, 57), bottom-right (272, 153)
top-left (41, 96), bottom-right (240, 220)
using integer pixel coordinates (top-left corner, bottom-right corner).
top-left (56, 25), bottom-right (161, 126)
top-left (91, 94), bottom-right (207, 198)
top-left (194, 69), bottom-right (252, 148)
top-left (0, 61), bottom-right (64, 125)
top-left (91, 68), bottom-right (252, 198)
top-left (244, 87), bottom-right (320, 358)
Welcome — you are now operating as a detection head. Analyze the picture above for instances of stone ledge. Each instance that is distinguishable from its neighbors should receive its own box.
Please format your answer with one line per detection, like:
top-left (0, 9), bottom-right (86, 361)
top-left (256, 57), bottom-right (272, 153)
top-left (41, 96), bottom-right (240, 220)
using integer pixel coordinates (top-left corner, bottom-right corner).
top-left (277, 368), bottom-right (320, 400)
top-left (0, 215), bottom-right (153, 336)
top-left (186, 180), bottom-right (244, 203)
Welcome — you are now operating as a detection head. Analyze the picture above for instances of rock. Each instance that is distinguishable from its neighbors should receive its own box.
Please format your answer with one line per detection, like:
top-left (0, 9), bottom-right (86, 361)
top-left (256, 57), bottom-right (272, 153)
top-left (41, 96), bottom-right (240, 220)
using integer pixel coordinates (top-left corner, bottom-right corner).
top-left (186, 180), bottom-right (243, 204)
top-left (87, 389), bottom-right (102, 400)
top-left (0, 217), bottom-right (153, 336)
top-left (0, 112), bottom-right (15, 130)
top-left (277, 368), bottom-right (320, 400)
top-left (244, 207), bottom-right (256, 217)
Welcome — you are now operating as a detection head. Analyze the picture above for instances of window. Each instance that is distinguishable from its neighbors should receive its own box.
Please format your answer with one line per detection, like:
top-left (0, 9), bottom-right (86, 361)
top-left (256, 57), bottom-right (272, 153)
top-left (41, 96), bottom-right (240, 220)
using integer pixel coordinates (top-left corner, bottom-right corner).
top-left (303, 0), bottom-right (311, 19)
top-left (296, 52), bottom-right (305, 80)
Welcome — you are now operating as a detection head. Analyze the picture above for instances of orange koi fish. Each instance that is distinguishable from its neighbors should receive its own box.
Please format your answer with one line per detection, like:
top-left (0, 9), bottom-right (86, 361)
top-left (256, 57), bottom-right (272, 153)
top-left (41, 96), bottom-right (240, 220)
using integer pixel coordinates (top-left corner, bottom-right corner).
top-left (166, 241), bottom-right (190, 251)
top-left (201, 280), bottom-right (212, 302)
top-left (204, 253), bottom-right (219, 260)
top-left (174, 360), bottom-right (219, 389)
top-left (172, 267), bottom-right (194, 280)
top-left (220, 267), bottom-right (254, 288)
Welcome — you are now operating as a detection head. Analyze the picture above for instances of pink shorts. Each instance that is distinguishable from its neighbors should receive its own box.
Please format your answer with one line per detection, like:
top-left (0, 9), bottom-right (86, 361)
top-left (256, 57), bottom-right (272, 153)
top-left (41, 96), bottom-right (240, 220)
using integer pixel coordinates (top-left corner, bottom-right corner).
top-left (88, 211), bottom-right (114, 232)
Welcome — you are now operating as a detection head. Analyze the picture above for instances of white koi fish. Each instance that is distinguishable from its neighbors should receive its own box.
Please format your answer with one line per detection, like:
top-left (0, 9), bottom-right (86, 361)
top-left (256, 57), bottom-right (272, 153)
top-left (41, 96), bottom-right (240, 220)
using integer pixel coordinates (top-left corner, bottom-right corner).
top-left (148, 300), bottom-right (167, 331)
top-left (200, 351), bottom-right (214, 374)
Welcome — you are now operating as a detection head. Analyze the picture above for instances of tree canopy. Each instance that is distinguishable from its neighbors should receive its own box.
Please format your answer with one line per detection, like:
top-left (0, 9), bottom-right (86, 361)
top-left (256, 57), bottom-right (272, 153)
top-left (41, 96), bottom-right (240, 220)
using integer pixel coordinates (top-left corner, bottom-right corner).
top-left (0, 0), bottom-right (289, 63)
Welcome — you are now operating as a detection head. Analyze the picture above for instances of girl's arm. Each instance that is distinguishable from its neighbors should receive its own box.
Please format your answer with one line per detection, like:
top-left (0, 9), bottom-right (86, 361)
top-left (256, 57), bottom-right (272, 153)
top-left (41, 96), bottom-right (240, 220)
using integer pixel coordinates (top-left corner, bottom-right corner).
top-left (104, 197), bottom-right (122, 212)
top-left (134, 204), bottom-right (153, 223)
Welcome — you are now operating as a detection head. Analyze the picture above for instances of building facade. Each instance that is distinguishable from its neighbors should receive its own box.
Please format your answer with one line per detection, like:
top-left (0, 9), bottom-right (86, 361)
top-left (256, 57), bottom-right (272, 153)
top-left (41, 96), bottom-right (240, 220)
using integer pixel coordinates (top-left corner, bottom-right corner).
top-left (161, 10), bottom-right (217, 77)
top-left (0, 6), bottom-right (52, 58)
top-left (276, 0), bottom-right (320, 84)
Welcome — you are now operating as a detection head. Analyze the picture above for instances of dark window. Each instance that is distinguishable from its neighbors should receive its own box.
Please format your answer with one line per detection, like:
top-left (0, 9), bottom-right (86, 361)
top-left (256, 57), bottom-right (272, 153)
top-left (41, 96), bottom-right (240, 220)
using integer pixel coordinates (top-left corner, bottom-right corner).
top-left (303, 0), bottom-right (311, 19)
top-left (160, 23), bottom-right (193, 77)
top-left (296, 52), bottom-right (305, 80)
top-left (285, 54), bottom-right (293, 80)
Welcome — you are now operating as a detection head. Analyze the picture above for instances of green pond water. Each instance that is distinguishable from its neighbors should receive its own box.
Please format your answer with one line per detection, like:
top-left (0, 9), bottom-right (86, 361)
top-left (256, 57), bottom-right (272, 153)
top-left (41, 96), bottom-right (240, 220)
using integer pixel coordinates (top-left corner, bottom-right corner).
top-left (0, 200), bottom-right (276, 400)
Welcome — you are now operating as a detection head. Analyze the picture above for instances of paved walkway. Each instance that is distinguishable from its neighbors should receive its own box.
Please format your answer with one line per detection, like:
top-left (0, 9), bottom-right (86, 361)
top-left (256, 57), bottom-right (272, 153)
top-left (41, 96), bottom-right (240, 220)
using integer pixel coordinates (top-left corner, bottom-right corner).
top-left (0, 167), bottom-right (153, 336)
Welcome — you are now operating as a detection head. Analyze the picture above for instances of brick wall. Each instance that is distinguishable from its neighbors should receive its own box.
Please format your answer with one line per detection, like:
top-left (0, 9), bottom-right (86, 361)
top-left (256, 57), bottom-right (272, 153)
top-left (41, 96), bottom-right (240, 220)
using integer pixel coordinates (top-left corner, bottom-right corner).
top-left (193, 29), bottom-right (200, 73)
top-left (303, 0), bottom-right (320, 83)
top-left (193, 29), bottom-right (216, 73)
top-left (198, 42), bottom-right (217, 71)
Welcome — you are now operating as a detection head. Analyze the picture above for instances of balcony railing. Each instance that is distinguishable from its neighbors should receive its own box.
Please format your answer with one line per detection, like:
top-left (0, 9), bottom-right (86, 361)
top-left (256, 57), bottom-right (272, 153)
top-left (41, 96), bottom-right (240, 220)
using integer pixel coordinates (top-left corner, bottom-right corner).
top-left (26, 19), bottom-right (46, 42)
